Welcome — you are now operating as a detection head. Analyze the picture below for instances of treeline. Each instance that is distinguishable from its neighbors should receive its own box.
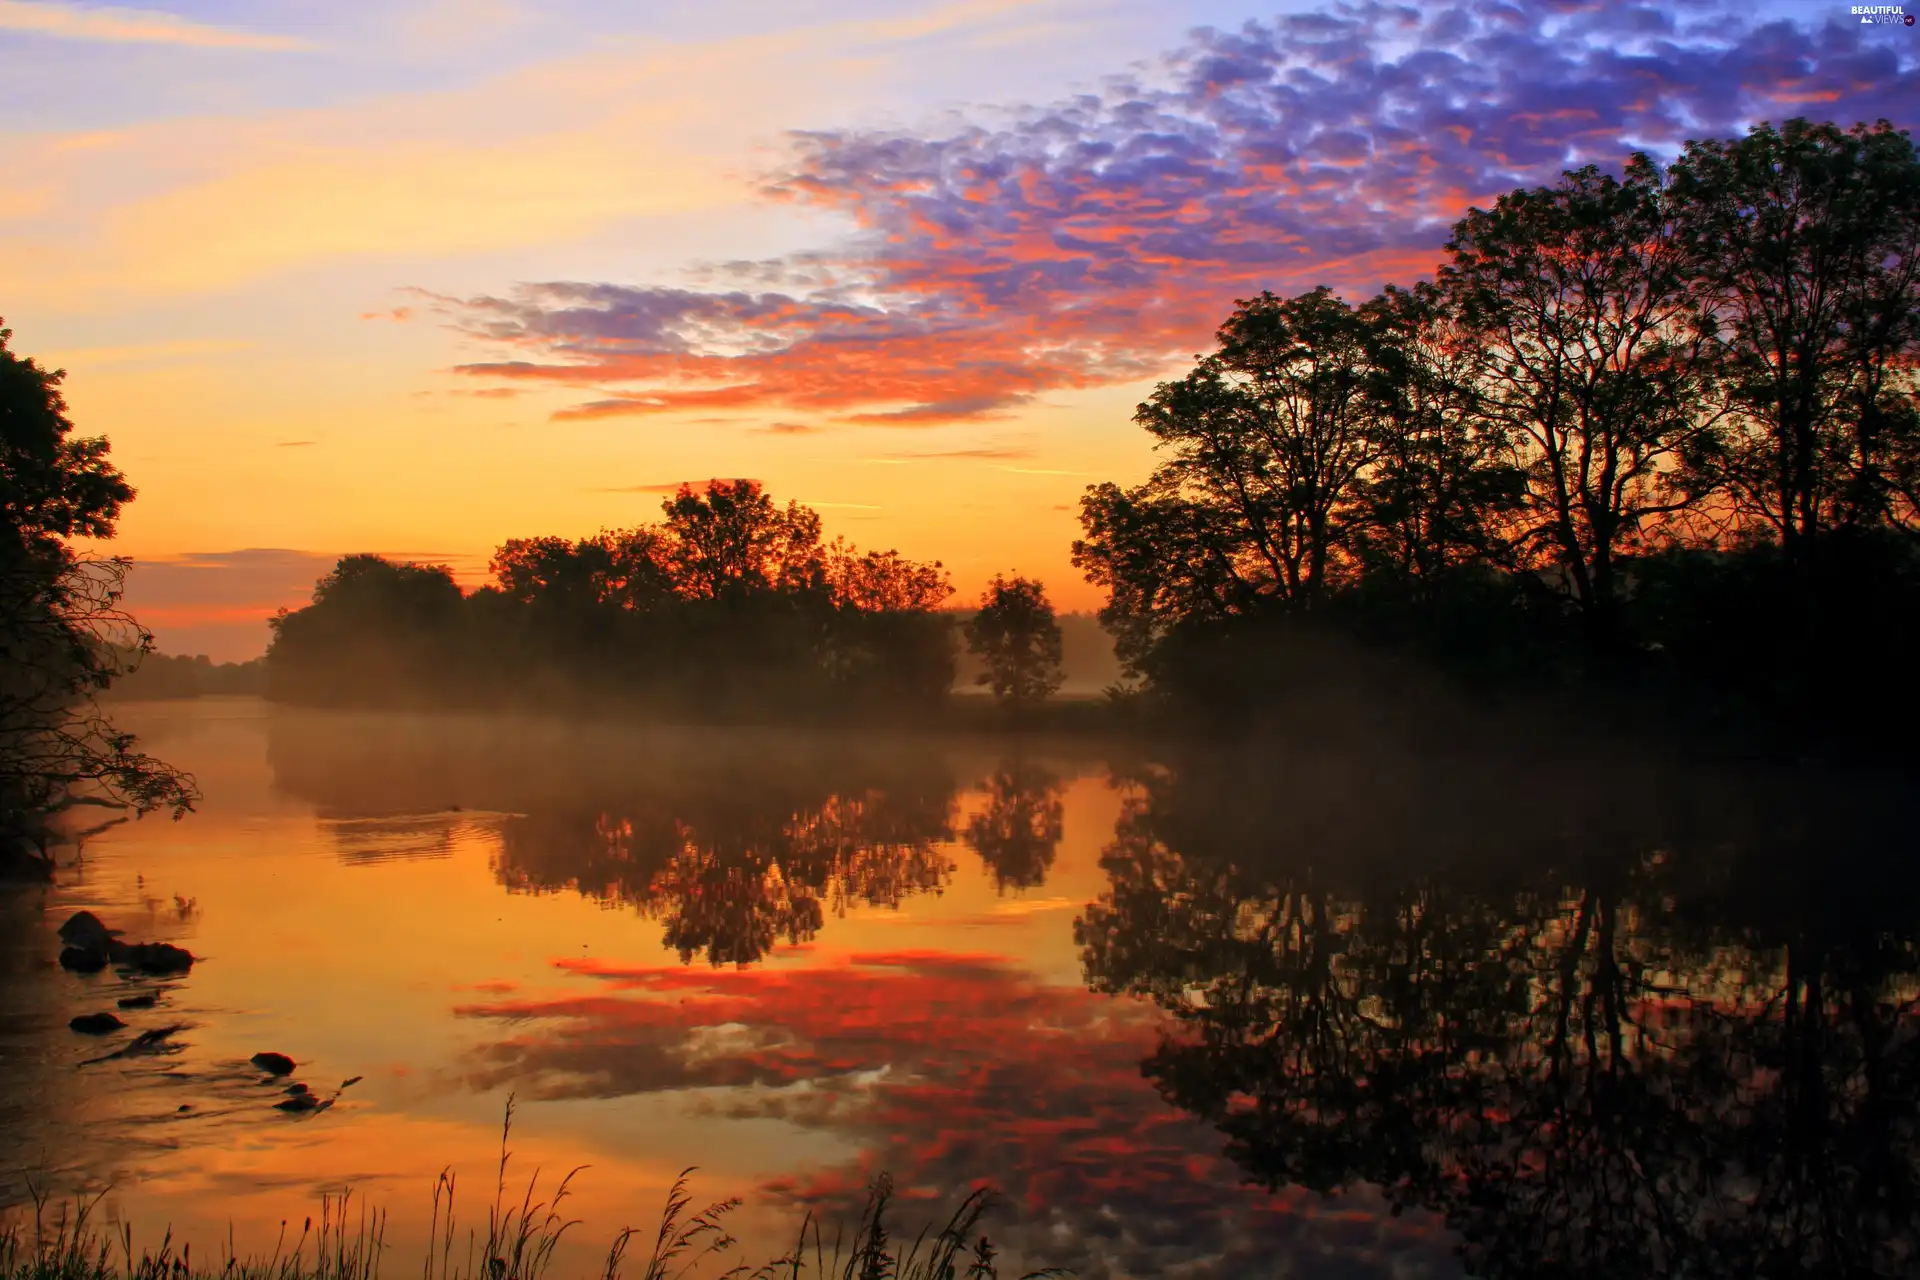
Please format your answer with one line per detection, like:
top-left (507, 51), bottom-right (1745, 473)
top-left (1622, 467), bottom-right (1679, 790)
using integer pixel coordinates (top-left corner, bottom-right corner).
top-left (107, 652), bottom-right (264, 700)
top-left (267, 117), bottom-right (1918, 746)
top-left (267, 479), bottom-right (959, 716)
top-left (1073, 119), bottom-right (1920, 746)
top-left (265, 713), bottom-right (1072, 964)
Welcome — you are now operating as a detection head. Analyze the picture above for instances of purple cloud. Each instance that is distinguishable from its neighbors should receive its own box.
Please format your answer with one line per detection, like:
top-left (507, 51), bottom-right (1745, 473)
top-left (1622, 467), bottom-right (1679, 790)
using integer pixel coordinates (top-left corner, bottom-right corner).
top-left (436, 2), bottom-right (1918, 425)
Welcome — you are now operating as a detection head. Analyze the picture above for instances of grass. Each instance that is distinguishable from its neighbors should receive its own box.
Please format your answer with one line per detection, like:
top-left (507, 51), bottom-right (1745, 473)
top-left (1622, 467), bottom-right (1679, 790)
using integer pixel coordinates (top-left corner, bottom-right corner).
top-left (0, 1099), bottom-right (1063, 1280)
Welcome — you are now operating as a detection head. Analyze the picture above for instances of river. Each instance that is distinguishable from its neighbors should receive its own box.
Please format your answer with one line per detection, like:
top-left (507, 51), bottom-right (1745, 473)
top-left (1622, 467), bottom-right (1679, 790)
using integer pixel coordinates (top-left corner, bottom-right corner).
top-left (3, 698), bottom-right (1915, 1278)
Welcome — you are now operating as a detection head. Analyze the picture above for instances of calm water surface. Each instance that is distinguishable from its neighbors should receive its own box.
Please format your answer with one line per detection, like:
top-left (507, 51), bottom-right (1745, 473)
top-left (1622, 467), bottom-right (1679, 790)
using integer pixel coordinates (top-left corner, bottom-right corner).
top-left (3, 699), bottom-right (1916, 1278)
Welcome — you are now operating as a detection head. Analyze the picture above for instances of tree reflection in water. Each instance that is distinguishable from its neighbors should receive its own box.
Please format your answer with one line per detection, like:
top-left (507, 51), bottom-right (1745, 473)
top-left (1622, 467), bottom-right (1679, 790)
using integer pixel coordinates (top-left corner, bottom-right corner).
top-left (496, 780), bottom-right (958, 966)
top-left (1078, 749), bottom-right (1920, 1279)
top-left (963, 761), bottom-right (1065, 892)
top-left (267, 714), bottom-right (963, 966)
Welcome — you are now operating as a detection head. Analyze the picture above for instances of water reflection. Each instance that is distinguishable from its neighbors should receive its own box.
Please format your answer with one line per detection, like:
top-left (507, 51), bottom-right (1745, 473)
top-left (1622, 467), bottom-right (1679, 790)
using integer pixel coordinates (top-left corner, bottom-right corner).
top-left (1079, 748), bottom-right (1920, 1278)
top-left (963, 762), bottom-right (1065, 893)
top-left (17, 705), bottom-right (1914, 1278)
top-left (269, 715), bottom-right (963, 965)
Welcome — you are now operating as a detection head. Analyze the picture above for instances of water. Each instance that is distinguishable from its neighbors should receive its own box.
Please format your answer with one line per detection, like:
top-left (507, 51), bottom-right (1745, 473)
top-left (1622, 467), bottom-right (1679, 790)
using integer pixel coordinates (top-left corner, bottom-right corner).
top-left (3, 699), bottom-right (1916, 1278)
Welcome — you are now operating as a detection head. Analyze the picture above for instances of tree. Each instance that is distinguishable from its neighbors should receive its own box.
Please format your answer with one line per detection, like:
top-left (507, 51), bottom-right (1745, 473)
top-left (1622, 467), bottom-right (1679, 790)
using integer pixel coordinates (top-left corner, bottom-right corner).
top-left (1669, 120), bottom-right (1920, 555)
top-left (0, 321), bottom-right (195, 864)
top-left (266, 555), bottom-right (466, 705)
top-left (661, 479), bottom-right (824, 600)
top-left (1351, 283), bottom-right (1522, 594)
top-left (1104, 288), bottom-right (1377, 605)
top-left (1072, 289), bottom-right (1388, 678)
top-left (964, 575), bottom-right (1063, 709)
top-left (963, 761), bottom-right (1064, 891)
top-left (264, 481), bottom-right (958, 716)
top-left (1442, 157), bottom-right (1714, 647)
top-left (825, 540), bottom-right (952, 613)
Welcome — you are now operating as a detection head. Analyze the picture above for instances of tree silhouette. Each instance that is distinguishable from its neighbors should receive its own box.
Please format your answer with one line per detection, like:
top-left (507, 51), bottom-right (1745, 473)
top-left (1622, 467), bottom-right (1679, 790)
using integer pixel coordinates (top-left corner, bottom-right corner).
top-left (1670, 120), bottom-right (1920, 555)
top-left (963, 761), bottom-right (1064, 892)
top-left (1072, 116), bottom-right (1920, 741)
top-left (1442, 157), bottom-right (1713, 647)
top-left (964, 575), bottom-right (1064, 709)
top-left (263, 479), bottom-right (956, 717)
top-left (0, 321), bottom-right (194, 863)
top-left (1077, 752), bottom-right (1920, 1278)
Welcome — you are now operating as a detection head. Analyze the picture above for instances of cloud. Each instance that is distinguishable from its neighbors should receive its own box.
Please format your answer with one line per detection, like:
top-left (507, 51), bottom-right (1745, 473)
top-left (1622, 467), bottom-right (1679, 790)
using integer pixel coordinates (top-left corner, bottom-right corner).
top-left (842, 394), bottom-right (1033, 425)
top-left (118, 547), bottom-right (490, 660)
top-left (441, 2), bottom-right (1920, 427)
top-left (117, 548), bottom-right (340, 661)
top-left (884, 445), bottom-right (1036, 461)
top-left (457, 950), bottom-right (1457, 1277)
top-left (0, 1), bottom-right (309, 49)
top-left (590, 477), bottom-right (759, 494)
top-left (751, 421), bottom-right (820, 435)
top-left (276, 440), bottom-right (316, 447)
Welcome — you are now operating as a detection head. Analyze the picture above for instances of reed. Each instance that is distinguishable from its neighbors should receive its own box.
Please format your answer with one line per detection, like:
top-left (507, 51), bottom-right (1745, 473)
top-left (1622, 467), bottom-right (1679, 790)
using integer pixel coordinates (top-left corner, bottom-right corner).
top-left (0, 1100), bottom-right (1060, 1280)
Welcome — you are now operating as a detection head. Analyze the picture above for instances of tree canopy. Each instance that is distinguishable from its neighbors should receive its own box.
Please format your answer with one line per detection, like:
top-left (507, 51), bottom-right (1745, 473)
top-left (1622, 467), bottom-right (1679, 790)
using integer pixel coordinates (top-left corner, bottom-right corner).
top-left (1073, 118), bottom-right (1920, 743)
top-left (0, 322), bottom-right (194, 863)
top-left (267, 479), bottom-right (958, 719)
top-left (963, 575), bottom-right (1065, 710)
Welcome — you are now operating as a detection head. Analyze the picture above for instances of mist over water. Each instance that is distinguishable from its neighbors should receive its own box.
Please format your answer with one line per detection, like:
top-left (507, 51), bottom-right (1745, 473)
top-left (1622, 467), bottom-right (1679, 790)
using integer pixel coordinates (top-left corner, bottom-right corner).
top-left (3, 699), bottom-right (1916, 1278)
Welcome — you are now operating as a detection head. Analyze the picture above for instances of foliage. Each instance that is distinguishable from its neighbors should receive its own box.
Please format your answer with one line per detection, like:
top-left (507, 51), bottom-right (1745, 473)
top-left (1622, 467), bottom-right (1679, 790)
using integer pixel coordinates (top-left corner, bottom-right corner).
top-left (105, 653), bottom-right (266, 701)
top-left (1077, 748), bottom-right (1920, 1279)
top-left (0, 322), bottom-right (195, 862)
top-left (266, 480), bottom-right (956, 720)
top-left (1073, 116), bottom-right (1920, 744)
top-left (962, 762), bottom-right (1064, 892)
top-left (962, 577), bottom-right (1063, 710)
top-left (1669, 119), bottom-right (1920, 552)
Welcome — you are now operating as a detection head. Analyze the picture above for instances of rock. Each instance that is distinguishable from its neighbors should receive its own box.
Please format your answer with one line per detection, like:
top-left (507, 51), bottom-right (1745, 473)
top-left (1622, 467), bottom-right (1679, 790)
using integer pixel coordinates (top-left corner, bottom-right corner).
top-left (109, 941), bottom-right (194, 975)
top-left (59, 912), bottom-right (118, 952)
top-left (274, 1093), bottom-right (320, 1113)
top-left (59, 947), bottom-right (108, 973)
top-left (56, 914), bottom-right (191, 976)
top-left (284, 1083), bottom-right (310, 1096)
top-left (250, 1051), bottom-right (296, 1076)
top-left (118, 994), bottom-right (158, 1010)
top-left (70, 1012), bottom-right (125, 1034)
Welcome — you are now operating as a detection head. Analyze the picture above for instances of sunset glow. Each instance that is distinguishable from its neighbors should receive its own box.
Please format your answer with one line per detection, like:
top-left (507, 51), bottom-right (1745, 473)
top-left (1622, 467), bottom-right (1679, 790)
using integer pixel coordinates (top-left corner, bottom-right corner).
top-left (6, 0), bottom-right (1915, 657)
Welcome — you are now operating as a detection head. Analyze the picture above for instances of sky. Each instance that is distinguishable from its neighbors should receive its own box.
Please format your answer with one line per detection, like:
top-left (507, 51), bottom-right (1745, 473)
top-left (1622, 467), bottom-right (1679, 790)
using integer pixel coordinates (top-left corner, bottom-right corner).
top-left (4, 0), bottom-right (1916, 659)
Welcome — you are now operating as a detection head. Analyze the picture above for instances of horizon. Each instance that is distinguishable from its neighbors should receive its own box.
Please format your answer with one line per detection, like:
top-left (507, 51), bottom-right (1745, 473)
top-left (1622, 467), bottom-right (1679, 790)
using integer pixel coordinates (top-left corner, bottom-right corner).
top-left (7, 0), bottom-right (1915, 659)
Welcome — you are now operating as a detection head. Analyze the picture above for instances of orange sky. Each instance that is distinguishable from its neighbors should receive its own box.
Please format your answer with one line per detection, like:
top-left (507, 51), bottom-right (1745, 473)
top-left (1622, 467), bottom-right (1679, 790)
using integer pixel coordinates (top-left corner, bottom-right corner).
top-left (6, 0), bottom-right (1902, 659)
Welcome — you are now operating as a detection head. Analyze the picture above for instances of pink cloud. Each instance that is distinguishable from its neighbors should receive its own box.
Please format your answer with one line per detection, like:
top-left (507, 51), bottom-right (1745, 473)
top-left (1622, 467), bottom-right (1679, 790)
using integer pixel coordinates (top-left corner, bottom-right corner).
top-left (434, 3), bottom-right (1918, 426)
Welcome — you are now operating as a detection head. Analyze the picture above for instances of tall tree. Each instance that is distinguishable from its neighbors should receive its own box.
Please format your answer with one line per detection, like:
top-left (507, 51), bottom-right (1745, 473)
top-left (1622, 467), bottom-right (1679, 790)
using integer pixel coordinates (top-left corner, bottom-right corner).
top-left (1669, 119), bottom-right (1920, 553)
top-left (1133, 286), bottom-right (1377, 609)
top-left (0, 322), bottom-right (194, 862)
top-left (661, 479), bottom-right (824, 600)
top-left (1443, 158), bottom-right (1712, 645)
top-left (1073, 288), bottom-right (1382, 676)
top-left (1352, 282), bottom-right (1521, 595)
